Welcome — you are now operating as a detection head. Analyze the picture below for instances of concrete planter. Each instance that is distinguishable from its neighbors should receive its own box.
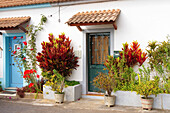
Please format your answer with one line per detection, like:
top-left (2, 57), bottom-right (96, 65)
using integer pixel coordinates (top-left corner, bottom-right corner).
top-left (43, 84), bottom-right (82, 102)
top-left (104, 95), bottom-right (116, 107)
top-left (112, 91), bottom-right (170, 110)
top-left (24, 93), bottom-right (43, 99)
top-left (64, 84), bottom-right (82, 101)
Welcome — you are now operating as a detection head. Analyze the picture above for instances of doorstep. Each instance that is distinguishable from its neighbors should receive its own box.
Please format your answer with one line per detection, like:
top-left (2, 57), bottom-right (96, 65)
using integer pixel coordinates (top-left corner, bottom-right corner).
top-left (82, 92), bottom-right (104, 100)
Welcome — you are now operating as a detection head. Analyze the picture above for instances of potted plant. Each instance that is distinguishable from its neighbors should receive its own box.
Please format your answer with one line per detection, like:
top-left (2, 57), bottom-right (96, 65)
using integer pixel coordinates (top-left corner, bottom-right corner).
top-left (16, 88), bottom-right (25, 98)
top-left (45, 69), bottom-right (67, 104)
top-left (136, 75), bottom-right (160, 110)
top-left (93, 72), bottom-right (117, 107)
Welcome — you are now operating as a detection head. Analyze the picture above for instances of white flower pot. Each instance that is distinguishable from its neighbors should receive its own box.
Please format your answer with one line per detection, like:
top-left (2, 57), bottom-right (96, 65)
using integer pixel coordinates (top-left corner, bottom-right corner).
top-left (104, 95), bottom-right (116, 107)
top-left (55, 93), bottom-right (64, 104)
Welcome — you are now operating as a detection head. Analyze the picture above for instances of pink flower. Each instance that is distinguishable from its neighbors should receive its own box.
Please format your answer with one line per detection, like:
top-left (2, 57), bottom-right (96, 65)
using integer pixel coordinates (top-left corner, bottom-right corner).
top-left (21, 36), bottom-right (23, 39)
top-left (23, 41), bottom-right (27, 45)
top-left (13, 51), bottom-right (16, 54)
top-left (23, 57), bottom-right (26, 60)
top-left (13, 36), bottom-right (17, 39)
top-left (37, 75), bottom-right (40, 78)
top-left (29, 83), bottom-right (34, 88)
top-left (17, 47), bottom-right (20, 49)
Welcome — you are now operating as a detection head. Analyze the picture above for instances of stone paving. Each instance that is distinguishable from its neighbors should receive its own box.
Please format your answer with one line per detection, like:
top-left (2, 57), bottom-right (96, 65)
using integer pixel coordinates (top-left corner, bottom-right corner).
top-left (0, 97), bottom-right (170, 113)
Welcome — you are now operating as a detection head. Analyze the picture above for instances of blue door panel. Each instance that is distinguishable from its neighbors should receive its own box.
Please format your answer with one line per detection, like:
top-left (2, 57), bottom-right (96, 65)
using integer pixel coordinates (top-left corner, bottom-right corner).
top-left (9, 36), bottom-right (24, 87)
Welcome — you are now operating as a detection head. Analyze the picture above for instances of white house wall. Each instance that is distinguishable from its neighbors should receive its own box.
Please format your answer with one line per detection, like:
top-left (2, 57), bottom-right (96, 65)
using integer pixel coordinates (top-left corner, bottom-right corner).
top-left (0, 0), bottom-right (169, 90)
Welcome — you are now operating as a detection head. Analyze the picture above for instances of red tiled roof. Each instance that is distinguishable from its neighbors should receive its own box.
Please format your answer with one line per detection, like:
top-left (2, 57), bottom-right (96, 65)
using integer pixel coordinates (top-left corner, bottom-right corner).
top-left (0, 0), bottom-right (79, 8)
top-left (66, 9), bottom-right (121, 25)
top-left (0, 16), bottom-right (31, 29)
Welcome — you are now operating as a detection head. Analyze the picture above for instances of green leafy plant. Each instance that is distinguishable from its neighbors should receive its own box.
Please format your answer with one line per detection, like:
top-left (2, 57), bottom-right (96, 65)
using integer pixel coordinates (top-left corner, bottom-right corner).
top-left (45, 69), bottom-right (67, 94)
top-left (104, 41), bottom-right (147, 92)
top-left (65, 80), bottom-right (80, 86)
top-left (139, 65), bottom-right (151, 82)
top-left (12, 15), bottom-right (47, 74)
top-left (37, 33), bottom-right (79, 77)
top-left (11, 15), bottom-right (47, 99)
top-left (93, 72), bottom-right (117, 96)
top-left (136, 77), bottom-right (160, 99)
top-left (146, 37), bottom-right (170, 93)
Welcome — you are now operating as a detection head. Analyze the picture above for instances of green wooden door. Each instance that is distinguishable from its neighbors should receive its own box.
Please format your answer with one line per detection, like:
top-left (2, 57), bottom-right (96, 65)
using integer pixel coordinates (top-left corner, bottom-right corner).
top-left (88, 33), bottom-right (110, 92)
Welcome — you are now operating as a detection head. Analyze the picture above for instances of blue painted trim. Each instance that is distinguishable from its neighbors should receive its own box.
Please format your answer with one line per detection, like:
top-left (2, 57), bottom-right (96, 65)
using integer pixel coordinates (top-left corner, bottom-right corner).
top-left (3, 33), bottom-right (26, 88)
top-left (0, 3), bottom-right (51, 11)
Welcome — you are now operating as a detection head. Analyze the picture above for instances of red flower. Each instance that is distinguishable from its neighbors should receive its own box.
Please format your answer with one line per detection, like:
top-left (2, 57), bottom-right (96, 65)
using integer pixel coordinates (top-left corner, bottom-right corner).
top-left (23, 75), bottom-right (27, 78)
top-left (30, 48), bottom-right (34, 51)
top-left (23, 57), bottom-right (26, 60)
top-left (17, 47), bottom-right (20, 49)
top-left (26, 25), bottom-right (29, 27)
top-left (29, 83), bottom-right (34, 88)
top-left (21, 36), bottom-right (23, 39)
top-left (13, 51), bottom-right (16, 54)
top-left (23, 41), bottom-right (27, 45)
top-left (13, 36), bottom-right (17, 39)
top-left (37, 75), bottom-right (40, 78)
top-left (24, 70), bottom-right (31, 75)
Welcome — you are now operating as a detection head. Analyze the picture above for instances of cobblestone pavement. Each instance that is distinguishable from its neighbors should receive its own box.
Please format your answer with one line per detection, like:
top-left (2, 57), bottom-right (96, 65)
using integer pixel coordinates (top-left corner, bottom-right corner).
top-left (0, 98), bottom-right (169, 113)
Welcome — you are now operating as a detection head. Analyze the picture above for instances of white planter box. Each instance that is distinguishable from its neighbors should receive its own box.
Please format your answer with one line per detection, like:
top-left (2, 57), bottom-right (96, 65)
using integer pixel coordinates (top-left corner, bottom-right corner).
top-left (43, 84), bottom-right (82, 102)
top-left (112, 91), bottom-right (170, 110)
top-left (64, 84), bottom-right (82, 101)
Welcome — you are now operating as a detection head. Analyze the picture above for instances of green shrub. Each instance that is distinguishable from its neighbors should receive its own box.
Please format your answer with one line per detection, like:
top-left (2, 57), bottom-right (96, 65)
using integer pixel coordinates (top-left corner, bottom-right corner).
top-left (65, 80), bottom-right (80, 86)
top-left (135, 78), bottom-right (160, 99)
top-left (146, 37), bottom-right (170, 93)
top-left (93, 72), bottom-right (117, 96)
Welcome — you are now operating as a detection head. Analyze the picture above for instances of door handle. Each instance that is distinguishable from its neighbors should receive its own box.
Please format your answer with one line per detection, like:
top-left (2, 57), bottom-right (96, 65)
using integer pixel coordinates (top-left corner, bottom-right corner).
top-left (12, 63), bottom-right (14, 66)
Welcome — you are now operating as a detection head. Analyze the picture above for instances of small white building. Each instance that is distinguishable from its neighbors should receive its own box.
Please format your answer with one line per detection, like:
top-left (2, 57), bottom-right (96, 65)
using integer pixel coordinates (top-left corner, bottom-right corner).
top-left (0, 0), bottom-right (169, 95)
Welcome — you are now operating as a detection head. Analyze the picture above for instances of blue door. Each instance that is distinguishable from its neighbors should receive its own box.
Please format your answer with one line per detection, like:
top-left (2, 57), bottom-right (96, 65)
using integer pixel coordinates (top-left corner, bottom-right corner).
top-left (9, 36), bottom-right (24, 87)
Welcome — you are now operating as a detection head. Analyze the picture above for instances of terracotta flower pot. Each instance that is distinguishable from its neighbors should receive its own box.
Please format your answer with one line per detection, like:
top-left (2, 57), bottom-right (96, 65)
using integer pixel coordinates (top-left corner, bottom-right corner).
top-left (55, 93), bottom-right (64, 104)
top-left (104, 95), bottom-right (116, 107)
top-left (141, 97), bottom-right (154, 110)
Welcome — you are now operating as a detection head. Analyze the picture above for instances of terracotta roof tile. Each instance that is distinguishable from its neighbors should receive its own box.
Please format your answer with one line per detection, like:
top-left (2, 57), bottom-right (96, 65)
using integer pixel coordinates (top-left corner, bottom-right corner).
top-left (66, 9), bottom-right (121, 25)
top-left (0, 0), bottom-right (79, 8)
top-left (0, 16), bottom-right (31, 29)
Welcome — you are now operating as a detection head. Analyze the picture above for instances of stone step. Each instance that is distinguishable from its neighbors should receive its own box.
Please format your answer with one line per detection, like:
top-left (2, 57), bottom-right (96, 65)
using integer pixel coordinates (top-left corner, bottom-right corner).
top-left (5, 87), bottom-right (17, 90)
top-left (0, 90), bottom-right (17, 97)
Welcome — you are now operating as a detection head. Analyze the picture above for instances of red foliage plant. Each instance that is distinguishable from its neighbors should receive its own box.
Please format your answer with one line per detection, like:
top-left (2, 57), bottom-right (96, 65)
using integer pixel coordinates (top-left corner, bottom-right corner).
top-left (120, 41), bottom-right (147, 67)
top-left (36, 33), bottom-right (79, 77)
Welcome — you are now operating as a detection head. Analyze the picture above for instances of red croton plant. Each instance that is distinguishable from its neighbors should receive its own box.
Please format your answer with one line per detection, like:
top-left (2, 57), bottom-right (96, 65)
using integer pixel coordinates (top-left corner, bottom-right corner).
top-left (120, 41), bottom-right (147, 67)
top-left (36, 33), bottom-right (79, 77)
